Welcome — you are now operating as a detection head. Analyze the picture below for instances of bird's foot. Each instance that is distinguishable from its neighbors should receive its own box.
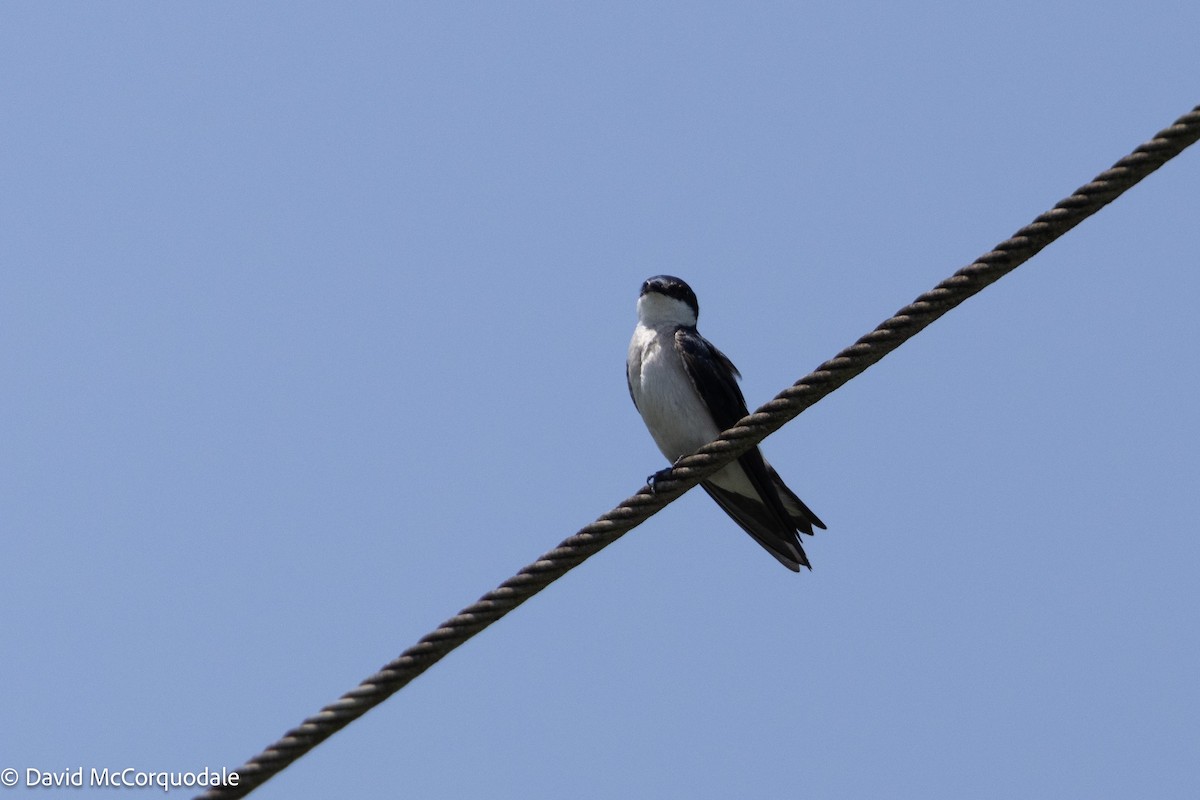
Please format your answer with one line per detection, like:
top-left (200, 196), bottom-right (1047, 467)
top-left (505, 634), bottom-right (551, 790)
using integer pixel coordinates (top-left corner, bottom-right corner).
top-left (646, 458), bottom-right (686, 493)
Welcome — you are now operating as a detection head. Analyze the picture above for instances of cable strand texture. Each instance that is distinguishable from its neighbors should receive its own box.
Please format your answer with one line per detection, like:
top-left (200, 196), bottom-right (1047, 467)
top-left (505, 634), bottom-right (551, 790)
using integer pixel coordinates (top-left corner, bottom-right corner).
top-left (198, 104), bottom-right (1200, 799)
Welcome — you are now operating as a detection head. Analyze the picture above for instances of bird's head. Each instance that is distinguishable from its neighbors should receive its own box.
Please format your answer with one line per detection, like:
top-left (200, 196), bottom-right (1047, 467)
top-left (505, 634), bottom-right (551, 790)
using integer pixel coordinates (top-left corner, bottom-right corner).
top-left (637, 275), bottom-right (699, 328)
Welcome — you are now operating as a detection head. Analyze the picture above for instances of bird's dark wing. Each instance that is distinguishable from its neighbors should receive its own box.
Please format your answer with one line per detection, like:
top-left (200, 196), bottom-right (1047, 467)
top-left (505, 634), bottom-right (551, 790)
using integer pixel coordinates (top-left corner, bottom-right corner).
top-left (673, 327), bottom-right (746, 430)
top-left (768, 463), bottom-right (827, 532)
top-left (675, 327), bottom-right (813, 569)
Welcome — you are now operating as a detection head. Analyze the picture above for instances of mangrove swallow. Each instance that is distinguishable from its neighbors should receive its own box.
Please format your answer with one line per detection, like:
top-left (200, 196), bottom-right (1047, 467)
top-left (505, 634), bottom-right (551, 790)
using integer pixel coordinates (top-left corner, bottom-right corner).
top-left (626, 275), bottom-right (826, 571)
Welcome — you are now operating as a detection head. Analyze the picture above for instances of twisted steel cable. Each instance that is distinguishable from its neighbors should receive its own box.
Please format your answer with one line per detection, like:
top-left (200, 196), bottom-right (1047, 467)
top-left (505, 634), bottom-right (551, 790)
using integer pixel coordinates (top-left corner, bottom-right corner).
top-left (198, 104), bottom-right (1200, 800)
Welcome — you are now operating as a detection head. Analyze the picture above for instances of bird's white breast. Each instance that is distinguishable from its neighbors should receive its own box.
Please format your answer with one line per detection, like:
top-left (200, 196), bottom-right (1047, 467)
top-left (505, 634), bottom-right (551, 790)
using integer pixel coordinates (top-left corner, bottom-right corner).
top-left (627, 322), bottom-right (721, 462)
top-left (627, 321), bottom-right (762, 498)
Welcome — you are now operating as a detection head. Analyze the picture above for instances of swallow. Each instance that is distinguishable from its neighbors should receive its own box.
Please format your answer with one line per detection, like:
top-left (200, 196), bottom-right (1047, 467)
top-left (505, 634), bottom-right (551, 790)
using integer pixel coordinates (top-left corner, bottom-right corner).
top-left (627, 274), bottom-right (826, 570)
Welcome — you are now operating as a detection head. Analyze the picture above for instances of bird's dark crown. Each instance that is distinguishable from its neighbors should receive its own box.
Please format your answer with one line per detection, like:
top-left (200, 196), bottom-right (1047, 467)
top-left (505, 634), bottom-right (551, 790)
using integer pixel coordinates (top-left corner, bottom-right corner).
top-left (640, 275), bottom-right (699, 318)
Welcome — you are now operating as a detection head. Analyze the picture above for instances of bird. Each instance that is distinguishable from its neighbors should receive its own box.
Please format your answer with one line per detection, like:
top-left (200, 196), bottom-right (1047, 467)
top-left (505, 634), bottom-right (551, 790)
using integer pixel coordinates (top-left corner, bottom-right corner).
top-left (626, 274), bottom-right (826, 571)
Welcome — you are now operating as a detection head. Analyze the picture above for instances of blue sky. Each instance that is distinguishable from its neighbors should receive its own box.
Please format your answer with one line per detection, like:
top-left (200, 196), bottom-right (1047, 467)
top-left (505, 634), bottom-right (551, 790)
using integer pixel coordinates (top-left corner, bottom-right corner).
top-left (2, 3), bottom-right (1198, 799)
